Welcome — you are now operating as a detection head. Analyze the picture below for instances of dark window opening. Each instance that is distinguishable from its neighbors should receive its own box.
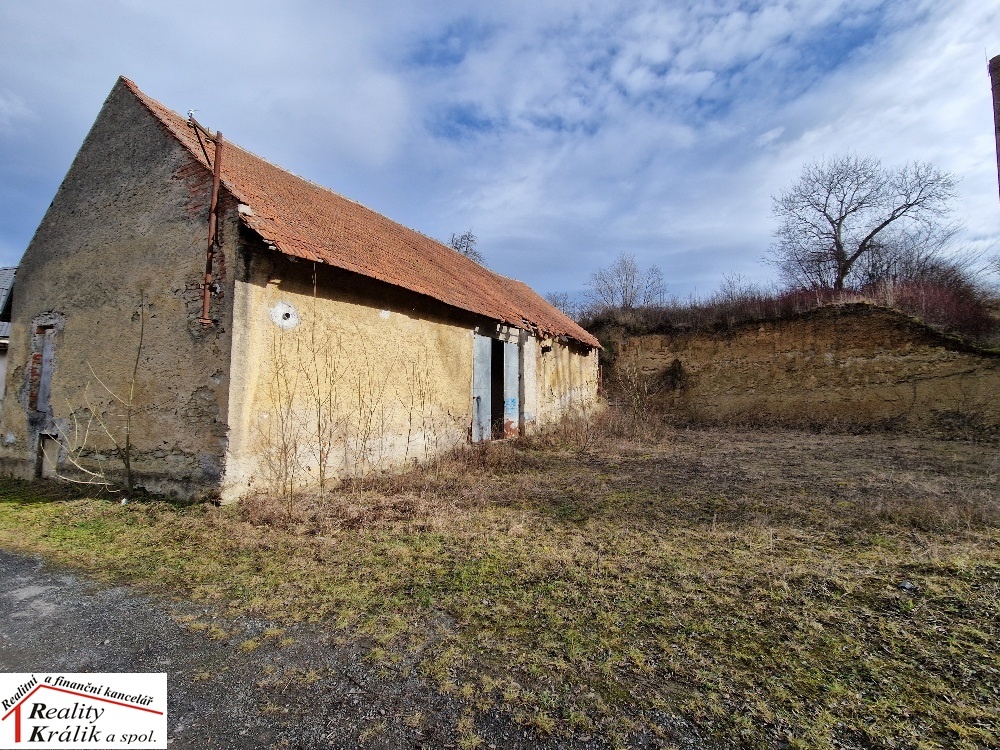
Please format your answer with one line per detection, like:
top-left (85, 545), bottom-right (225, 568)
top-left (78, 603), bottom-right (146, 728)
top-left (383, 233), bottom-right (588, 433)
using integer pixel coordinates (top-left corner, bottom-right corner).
top-left (0, 292), bottom-right (13, 325)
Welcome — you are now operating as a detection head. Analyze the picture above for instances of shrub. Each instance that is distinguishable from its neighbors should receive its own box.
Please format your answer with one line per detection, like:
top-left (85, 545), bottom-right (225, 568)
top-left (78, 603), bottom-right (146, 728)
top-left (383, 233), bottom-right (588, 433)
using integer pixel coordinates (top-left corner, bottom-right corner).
top-left (582, 278), bottom-right (998, 348)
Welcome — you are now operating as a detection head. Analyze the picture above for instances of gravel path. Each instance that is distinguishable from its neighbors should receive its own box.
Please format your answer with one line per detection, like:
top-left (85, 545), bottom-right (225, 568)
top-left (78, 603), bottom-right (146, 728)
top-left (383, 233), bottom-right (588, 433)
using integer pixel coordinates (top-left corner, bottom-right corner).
top-left (0, 550), bottom-right (630, 749)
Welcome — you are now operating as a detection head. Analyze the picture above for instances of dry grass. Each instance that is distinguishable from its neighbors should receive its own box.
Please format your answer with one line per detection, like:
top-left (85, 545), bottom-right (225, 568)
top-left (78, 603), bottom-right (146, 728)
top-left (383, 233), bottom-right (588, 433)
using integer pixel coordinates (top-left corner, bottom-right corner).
top-left (0, 419), bottom-right (997, 749)
top-left (584, 281), bottom-right (1000, 348)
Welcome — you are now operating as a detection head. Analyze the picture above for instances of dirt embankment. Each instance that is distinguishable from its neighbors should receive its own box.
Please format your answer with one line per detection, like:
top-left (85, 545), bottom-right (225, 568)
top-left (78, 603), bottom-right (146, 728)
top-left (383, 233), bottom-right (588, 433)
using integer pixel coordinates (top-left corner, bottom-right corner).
top-left (609, 303), bottom-right (1000, 435)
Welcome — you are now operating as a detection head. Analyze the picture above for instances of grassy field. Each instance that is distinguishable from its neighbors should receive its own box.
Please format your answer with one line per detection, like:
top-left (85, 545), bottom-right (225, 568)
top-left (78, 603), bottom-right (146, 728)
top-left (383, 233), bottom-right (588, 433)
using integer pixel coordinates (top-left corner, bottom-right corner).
top-left (0, 425), bottom-right (997, 749)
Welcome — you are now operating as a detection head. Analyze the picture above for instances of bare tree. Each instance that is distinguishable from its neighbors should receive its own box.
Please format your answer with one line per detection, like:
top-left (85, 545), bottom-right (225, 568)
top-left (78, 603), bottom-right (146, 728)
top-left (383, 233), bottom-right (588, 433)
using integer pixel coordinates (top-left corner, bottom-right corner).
top-left (586, 252), bottom-right (666, 310)
top-left (544, 291), bottom-right (578, 319)
top-left (448, 228), bottom-right (487, 266)
top-left (768, 155), bottom-right (957, 291)
top-left (989, 252), bottom-right (1000, 278)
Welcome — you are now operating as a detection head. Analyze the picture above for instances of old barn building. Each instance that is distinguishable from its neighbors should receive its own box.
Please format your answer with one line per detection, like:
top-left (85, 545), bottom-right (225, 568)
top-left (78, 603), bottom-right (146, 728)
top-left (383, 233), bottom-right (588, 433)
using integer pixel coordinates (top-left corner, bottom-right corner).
top-left (0, 77), bottom-right (599, 501)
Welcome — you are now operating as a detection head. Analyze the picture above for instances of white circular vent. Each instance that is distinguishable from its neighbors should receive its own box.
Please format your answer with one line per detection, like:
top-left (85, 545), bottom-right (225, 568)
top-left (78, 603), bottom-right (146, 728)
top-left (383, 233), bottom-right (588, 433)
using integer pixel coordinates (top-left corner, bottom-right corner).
top-left (269, 301), bottom-right (300, 330)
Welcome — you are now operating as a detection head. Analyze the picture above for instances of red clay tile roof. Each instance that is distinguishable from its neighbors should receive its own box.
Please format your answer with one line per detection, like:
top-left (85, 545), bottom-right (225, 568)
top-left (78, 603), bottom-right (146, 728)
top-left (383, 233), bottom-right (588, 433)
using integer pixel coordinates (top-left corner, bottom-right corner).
top-left (119, 77), bottom-right (599, 348)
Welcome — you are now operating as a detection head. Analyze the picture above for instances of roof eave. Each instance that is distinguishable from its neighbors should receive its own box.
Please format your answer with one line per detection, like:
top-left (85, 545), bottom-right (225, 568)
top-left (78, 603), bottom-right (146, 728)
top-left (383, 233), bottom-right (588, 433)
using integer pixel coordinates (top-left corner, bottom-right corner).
top-left (240, 220), bottom-right (600, 348)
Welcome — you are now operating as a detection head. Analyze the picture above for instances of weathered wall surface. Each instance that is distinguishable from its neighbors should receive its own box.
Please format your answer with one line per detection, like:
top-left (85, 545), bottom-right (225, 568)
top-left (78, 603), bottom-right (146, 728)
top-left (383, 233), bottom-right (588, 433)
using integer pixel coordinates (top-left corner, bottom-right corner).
top-left (533, 337), bottom-right (601, 427)
top-left (223, 252), bottom-right (477, 500)
top-left (0, 80), bottom-right (237, 496)
top-left (614, 304), bottom-right (1000, 434)
top-left (223, 250), bottom-right (602, 501)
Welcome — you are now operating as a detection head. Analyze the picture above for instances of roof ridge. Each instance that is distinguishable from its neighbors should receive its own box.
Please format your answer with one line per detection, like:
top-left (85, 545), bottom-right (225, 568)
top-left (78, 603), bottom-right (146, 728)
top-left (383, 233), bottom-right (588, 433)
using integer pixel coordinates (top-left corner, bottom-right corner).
top-left (112, 76), bottom-right (600, 348)
top-left (120, 77), bottom-right (479, 262)
top-left (117, 76), bottom-right (250, 205)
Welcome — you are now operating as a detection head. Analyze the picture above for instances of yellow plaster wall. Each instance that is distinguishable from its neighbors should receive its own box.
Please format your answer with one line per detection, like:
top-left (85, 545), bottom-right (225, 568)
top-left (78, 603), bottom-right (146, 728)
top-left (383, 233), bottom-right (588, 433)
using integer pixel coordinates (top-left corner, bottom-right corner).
top-left (532, 338), bottom-right (600, 427)
top-left (223, 255), bottom-right (475, 500)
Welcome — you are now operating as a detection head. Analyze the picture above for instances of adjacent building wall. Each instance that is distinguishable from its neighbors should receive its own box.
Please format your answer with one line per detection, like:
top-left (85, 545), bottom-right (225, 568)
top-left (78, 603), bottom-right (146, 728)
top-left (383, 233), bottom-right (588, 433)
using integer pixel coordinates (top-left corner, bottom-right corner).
top-left (0, 80), bottom-right (238, 497)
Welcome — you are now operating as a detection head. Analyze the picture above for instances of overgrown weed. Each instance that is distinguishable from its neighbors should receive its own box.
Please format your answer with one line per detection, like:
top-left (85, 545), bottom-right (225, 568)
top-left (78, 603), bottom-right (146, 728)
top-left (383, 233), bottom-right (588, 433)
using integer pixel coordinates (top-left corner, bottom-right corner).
top-left (0, 426), bottom-right (997, 748)
top-left (583, 279), bottom-right (999, 347)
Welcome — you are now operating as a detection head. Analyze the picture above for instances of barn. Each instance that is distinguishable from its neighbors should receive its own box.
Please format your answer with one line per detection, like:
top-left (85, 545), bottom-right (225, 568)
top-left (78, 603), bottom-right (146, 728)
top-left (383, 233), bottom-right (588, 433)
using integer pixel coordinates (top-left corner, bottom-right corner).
top-left (0, 78), bottom-right (600, 501)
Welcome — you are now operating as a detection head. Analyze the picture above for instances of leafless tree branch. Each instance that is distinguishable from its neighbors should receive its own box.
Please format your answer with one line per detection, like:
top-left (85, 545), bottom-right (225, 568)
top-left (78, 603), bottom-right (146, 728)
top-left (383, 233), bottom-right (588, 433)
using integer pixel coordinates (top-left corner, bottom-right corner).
top-left (767, 155), bottom-right (958, 291)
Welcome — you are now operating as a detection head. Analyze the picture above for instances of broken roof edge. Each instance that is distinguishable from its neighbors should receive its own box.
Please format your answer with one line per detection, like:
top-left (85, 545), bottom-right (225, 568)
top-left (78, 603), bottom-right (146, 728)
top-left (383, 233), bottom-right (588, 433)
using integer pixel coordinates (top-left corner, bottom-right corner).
top-left (116, 76), bottom-right (600, 349)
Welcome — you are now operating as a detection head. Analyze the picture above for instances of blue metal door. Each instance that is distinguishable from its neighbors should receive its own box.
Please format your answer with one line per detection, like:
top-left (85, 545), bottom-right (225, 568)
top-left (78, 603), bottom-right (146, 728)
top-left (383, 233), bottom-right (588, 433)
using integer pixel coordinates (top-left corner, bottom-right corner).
top-left (472, 333), bottom-right (492, 442)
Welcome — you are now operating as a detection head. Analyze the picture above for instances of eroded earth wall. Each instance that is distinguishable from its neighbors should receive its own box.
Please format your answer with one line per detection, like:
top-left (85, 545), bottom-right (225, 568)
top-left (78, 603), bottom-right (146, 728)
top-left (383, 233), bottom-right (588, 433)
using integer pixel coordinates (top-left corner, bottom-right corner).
top-left (614, 304), bottom-right (1000, 434)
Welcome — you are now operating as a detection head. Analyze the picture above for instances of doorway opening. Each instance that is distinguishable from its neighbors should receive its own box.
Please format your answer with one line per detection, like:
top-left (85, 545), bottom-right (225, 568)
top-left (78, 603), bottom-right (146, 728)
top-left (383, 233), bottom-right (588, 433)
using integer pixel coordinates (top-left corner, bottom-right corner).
top-left (36, 433), bottom-right (59, 479)
top-left (490, 338), bottom-right (504, 439)
top-left (472, 331), bottom-right (521, 442)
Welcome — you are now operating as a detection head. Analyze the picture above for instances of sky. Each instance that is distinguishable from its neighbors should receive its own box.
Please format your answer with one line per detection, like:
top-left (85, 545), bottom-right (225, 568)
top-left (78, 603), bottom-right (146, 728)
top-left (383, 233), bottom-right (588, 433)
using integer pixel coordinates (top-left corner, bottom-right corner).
top-left (1, 0), bottom-right (998, 300)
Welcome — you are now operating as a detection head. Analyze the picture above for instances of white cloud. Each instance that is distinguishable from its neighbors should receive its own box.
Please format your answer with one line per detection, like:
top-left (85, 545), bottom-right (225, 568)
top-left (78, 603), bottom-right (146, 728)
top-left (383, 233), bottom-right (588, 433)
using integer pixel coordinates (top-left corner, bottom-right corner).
top-left (0, 0), bottom-right (998, 298)
top-left (754, 127), bottom-right (785, 149)
top-left (0, 93), bottom-right (33, 132)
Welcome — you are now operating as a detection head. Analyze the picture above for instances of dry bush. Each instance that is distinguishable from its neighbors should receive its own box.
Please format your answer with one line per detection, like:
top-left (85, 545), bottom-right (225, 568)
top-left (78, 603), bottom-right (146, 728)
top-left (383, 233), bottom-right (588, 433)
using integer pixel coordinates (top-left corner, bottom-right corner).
top-left (240, 440), bottom-right (529, 533)
top-left (875, 278), bottom-right (996, 342)
top-left (594, 402), bottom-right (672, 444)
top-left (855, 491), bottom-right (999, 532)
top-left (581, 283), bottom-right (824, 336)
top-left (583, 278), bottom-right (998, 346)
top-left (521, 409), bottom-right (597, 449)
top-left (524, 381), bottom-right (672, 451)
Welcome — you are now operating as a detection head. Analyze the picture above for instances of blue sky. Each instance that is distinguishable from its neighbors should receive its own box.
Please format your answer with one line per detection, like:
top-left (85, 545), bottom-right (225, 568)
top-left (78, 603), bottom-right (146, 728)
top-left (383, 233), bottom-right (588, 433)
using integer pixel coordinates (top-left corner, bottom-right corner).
top-left (1, 0), bottom-right (998, 299)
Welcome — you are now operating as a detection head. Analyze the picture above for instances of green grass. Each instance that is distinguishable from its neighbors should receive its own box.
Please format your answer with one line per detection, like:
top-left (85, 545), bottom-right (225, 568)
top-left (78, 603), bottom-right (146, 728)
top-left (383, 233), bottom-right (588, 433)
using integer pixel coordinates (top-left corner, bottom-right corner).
top-left (0, 428), bottom-right (997, 748)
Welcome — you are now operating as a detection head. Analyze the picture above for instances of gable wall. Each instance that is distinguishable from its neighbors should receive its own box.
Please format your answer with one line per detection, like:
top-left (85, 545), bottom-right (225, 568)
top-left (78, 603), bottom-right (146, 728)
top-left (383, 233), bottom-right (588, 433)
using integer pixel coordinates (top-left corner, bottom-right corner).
top-left (0, 81), bottom-right (238, 497)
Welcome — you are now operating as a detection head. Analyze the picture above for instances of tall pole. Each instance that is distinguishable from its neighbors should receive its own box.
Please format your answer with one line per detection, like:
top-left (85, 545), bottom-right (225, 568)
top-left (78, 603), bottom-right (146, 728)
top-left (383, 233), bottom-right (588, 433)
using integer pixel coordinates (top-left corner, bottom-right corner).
top-left (198, 132), bottom-right (223, 325)
top-left (989, 56), bottom-right (1000, 206)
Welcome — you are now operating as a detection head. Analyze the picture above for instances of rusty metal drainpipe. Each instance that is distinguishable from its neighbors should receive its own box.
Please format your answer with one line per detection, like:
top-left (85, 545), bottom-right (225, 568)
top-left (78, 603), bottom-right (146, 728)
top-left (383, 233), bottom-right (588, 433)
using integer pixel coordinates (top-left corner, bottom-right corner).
top-left (198, 132), bottom-right (224, 325)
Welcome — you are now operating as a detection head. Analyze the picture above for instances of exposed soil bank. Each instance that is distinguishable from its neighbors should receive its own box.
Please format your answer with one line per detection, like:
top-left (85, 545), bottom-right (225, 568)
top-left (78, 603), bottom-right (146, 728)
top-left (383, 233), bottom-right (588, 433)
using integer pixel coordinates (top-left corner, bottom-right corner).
top-left (609, 304), bottom-right (1000, 435)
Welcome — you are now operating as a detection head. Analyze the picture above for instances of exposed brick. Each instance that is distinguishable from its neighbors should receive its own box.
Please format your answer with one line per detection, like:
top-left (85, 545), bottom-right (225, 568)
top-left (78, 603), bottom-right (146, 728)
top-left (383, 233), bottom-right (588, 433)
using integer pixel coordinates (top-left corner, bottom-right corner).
top-left (27, 352), bottom-right (42, 410)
